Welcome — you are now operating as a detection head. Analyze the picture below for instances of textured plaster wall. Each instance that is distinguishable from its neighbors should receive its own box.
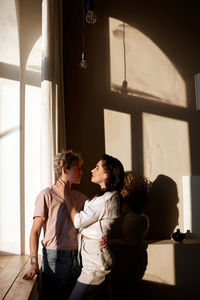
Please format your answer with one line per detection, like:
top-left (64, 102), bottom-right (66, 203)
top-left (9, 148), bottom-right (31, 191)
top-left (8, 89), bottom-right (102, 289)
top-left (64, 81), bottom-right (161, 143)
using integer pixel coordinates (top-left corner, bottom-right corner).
top-left (63, 0), bottom-right (200, 240)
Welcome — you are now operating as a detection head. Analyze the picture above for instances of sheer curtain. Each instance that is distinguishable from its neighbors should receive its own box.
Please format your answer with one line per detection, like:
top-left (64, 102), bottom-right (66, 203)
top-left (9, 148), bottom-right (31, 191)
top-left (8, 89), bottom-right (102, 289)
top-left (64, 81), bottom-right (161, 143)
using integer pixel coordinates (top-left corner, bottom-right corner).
top-left (41, 0), bottom-right (66, 189)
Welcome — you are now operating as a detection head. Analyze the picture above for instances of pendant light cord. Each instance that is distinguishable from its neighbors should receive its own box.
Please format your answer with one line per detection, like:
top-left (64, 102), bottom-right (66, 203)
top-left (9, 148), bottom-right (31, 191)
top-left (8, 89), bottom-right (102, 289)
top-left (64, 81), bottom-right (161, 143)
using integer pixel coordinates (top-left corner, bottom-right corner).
top-left (82, 0), bottom-right (85, 53)
top-left (123, 21), bottom-right (126, 81)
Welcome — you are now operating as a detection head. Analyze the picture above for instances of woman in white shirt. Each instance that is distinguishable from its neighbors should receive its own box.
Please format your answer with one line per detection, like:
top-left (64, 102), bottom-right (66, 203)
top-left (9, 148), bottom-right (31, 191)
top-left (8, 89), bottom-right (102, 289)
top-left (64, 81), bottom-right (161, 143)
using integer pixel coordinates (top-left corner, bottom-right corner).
top-left (61, 154), bottom-right (124, 300)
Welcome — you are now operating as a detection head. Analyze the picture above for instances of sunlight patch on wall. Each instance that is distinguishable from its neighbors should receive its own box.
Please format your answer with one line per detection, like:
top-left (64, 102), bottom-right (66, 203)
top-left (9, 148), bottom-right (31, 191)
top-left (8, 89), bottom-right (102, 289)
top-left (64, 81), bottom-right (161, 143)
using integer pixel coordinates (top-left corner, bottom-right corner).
top-left (143, 243), bottom-right (176, 285)
top-left (182, 176), bottom-right (192, 234)
top-left (143, 113), bottom-right (191, 230)
top-left (104, 109), bottom-right (132, 171)
top-left (109, 17), bottom-right (186, 107)
top-left (183, 176), bottom-right (200, 238)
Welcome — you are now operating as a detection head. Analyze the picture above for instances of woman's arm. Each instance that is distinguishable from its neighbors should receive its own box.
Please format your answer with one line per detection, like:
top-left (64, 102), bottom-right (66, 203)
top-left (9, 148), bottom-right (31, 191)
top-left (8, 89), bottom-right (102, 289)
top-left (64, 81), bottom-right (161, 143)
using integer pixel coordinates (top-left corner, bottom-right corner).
top-left (56, 178), bottom-right (73, 207)
top-left (71, 207), bottom-right (78, 223)
top-left (56, 179), bottom-right (107, 230)
top-left (56, 179), bottom-right (79, 223)
top-left (73, 200), bottom-right (105, 230)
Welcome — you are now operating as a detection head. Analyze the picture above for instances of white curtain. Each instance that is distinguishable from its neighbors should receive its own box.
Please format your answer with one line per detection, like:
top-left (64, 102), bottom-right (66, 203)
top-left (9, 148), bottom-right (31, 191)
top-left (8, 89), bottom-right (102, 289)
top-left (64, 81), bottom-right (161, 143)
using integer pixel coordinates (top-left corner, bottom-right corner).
top-left (40, 0), bottom-right (66, 189)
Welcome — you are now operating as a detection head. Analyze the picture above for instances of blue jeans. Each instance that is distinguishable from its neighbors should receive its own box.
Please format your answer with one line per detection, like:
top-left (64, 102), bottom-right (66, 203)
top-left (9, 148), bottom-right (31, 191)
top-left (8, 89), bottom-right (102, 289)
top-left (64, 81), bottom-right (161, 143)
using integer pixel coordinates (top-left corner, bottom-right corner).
top-left (40, 248), bottom-right (81, 300)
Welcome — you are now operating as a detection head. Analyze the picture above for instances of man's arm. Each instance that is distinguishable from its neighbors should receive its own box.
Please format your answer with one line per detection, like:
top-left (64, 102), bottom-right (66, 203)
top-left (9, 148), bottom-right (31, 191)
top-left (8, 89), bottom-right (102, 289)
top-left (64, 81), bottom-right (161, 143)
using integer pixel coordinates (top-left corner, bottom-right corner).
top-left (23, 216), bottom-right (44, 280)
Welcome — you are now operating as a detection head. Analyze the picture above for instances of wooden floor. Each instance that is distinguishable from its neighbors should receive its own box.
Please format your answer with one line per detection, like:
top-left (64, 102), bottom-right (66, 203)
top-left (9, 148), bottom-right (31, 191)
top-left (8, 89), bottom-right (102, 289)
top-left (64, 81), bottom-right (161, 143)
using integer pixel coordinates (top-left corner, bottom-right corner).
top-left (0, 254), bottom-right (41, 300)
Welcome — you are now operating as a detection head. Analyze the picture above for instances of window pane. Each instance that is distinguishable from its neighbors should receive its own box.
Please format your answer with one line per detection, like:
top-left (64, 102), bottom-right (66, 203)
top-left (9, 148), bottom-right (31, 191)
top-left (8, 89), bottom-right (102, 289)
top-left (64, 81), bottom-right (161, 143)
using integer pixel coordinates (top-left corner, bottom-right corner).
top-left (104, 109), bottom-right (132, 171)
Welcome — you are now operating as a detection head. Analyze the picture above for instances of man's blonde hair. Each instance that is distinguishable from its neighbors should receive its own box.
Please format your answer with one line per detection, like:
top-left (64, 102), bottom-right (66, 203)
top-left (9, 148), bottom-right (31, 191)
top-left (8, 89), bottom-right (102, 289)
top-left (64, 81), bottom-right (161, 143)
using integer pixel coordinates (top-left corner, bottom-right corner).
top-left (54, 150), bottom-right (82, 180)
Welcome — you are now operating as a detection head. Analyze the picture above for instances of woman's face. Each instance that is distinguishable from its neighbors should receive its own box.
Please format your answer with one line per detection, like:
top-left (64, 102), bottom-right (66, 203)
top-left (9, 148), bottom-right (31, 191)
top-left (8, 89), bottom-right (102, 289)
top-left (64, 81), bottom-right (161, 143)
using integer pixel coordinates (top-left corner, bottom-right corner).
top-left (91, 160), bottom-right (107, 189)
top-left (66, 160), bottom-right (83, 184)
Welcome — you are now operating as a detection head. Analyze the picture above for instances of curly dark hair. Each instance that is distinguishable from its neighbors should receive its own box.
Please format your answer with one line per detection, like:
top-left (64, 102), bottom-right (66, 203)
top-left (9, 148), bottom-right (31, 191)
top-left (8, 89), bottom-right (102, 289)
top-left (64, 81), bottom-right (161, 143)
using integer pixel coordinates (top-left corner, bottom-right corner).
top-left (54, 150), bottom-right (82, 180)
top-left (121, 171), bottom-right (152, 212)
top-left (97, 154), bottom-right (125, 196)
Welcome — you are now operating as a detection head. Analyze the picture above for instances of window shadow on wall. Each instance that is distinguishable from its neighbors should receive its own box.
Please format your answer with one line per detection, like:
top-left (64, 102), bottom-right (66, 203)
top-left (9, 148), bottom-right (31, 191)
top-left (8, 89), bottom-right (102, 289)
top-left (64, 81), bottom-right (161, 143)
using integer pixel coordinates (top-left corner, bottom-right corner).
top-left (63, 1), bottom-right (200, 297)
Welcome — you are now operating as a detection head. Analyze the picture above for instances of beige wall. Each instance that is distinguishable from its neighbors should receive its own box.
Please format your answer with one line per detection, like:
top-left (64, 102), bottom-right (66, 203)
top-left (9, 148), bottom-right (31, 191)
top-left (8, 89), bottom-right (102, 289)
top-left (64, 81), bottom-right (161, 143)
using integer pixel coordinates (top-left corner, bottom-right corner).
top-left (63, 1), bottom-right (200, 239)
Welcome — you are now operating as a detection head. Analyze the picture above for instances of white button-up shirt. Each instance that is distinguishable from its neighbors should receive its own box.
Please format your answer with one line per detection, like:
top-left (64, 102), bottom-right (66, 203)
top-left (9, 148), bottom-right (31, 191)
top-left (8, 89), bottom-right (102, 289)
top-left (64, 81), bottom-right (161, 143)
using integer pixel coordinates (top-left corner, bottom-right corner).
top-left (74, 191), bottom-right (120, 239)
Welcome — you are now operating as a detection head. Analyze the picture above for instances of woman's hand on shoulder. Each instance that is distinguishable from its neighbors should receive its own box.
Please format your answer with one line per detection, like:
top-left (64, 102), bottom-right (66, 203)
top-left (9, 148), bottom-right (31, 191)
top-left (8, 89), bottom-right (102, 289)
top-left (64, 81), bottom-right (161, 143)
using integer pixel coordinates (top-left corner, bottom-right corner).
top-left (55, 178), bottom-right (70, 198)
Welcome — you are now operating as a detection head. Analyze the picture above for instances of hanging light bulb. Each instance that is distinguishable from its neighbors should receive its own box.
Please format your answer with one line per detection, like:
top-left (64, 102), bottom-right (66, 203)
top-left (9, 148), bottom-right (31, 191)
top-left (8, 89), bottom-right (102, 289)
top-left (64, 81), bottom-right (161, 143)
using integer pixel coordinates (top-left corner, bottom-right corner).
top-left (122, 80), bottom-right (128, 94)
top-left (79, 0), bottom-right (87, 69)
top-left (79, 52), bottom-right (87, 69)
top-left (86, 0), bottom-right (97, 24)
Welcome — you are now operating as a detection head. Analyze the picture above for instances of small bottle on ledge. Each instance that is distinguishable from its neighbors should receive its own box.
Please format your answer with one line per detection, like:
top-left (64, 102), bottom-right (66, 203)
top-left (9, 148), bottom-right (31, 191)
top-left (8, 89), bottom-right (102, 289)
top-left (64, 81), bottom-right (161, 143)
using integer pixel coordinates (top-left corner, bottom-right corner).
top-left (171, 228), bottom-right (186, 242)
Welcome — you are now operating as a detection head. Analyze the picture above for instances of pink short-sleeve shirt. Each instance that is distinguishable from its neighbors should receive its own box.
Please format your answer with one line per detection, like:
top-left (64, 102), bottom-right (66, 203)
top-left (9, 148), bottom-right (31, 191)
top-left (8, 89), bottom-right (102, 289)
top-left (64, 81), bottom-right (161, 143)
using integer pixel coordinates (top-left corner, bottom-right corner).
top-left (34, 185), bottom-right (88, 250)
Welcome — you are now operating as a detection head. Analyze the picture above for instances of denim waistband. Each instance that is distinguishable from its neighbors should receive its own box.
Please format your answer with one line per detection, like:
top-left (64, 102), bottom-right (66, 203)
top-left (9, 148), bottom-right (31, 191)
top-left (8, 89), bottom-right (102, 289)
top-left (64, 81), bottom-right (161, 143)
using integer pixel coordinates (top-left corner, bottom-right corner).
top-left (43, 247), bottom-right (78, 258)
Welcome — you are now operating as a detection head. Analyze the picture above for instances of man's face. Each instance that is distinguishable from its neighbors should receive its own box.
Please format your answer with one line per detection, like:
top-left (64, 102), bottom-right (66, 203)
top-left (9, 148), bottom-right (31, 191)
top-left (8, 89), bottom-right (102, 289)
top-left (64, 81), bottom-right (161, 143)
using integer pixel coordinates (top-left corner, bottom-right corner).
top-left (66, 161), bottom-right (83, 184)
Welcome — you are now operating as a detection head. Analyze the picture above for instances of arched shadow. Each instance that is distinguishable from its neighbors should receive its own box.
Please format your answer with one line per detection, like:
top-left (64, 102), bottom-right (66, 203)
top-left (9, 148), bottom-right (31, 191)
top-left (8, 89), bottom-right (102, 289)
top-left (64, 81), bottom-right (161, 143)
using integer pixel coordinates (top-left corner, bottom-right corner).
top-left (62, 1), bottom-right (200, 298)
top-left (144, 174), bottom-right (179, 240)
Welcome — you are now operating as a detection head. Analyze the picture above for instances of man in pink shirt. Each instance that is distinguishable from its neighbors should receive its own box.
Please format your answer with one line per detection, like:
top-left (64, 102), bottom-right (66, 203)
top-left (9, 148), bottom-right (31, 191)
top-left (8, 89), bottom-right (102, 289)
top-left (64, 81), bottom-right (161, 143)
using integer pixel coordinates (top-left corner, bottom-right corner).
top-left (23, 150), bottom-right (88, 299)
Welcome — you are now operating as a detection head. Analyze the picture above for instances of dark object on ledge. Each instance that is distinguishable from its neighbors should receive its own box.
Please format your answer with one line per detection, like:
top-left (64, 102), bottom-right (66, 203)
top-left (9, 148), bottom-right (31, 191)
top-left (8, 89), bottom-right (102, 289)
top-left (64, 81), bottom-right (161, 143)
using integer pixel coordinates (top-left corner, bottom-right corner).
top-left (171, 229), bottom-right (186, 242)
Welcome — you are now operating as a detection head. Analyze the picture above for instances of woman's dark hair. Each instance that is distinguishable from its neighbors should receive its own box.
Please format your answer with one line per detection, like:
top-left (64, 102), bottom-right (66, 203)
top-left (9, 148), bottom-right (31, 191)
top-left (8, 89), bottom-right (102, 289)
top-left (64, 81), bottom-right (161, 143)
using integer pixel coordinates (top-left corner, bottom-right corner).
top-left (97, 154), bottom-right (124, 196)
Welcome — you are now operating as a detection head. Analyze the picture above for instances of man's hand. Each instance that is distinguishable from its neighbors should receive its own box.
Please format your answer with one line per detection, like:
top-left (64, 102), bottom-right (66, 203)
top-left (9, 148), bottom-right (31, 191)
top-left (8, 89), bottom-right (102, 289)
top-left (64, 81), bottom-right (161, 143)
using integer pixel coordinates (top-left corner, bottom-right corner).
top-left (100, 235), bottom-right (108, 249)
top-left (23, 265), bottom-right (39, 280)
top-left (23, 217), bottom-right (43, 280)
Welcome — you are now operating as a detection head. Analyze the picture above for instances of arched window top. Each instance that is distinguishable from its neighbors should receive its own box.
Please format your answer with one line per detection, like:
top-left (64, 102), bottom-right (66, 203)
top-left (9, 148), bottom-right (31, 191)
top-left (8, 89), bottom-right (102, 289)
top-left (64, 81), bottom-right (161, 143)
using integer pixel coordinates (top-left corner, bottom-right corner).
top-left (26, 37), bottom-right (42, 73)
